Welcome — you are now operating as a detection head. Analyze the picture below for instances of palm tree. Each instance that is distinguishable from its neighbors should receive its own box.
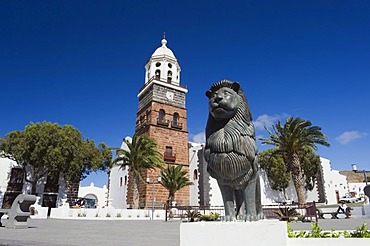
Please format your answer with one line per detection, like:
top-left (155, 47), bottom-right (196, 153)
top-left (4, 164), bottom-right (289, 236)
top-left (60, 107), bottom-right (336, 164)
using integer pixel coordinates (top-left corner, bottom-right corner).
top-left (160, 164), bottom-right (193, 206)
top-left (260, 117), bottom-right (330, 205)
top-left (113, 133), bottom-right (164, 209)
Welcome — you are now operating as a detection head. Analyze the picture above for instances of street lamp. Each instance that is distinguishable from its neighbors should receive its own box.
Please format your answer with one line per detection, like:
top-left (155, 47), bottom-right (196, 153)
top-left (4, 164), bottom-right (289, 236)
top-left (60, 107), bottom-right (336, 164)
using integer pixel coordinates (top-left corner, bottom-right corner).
top-left (146, 176), bottom-right (161, 220)
top-left (351, 164), bottom-right (368, 185)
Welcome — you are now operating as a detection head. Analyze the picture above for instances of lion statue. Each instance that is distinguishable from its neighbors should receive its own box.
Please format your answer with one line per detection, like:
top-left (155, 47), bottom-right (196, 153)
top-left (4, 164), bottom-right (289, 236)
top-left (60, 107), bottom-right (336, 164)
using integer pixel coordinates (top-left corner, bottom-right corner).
top-left (204, 79), bottom-right (264, 221)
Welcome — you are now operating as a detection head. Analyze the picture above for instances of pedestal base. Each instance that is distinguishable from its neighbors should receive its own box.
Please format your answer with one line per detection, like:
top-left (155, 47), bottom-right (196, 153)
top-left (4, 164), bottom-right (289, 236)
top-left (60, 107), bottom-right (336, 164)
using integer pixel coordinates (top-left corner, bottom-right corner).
top-left (180, 220), bottom-right (287, 246)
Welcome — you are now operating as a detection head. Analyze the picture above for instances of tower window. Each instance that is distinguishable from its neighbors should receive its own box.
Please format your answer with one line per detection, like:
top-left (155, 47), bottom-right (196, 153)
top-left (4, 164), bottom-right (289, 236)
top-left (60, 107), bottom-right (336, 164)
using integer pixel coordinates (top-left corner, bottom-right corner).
top-left (173, 113), bottom-right (179, 124)
top-left (157, 109), bottom-right (169, 126)
top-left (120, 177), bottom-right (123, 187)
top-left (124, 176), bottom-right (127, 186)
top-left (158, 109), bottom-right (165, 121)
top-left (168, 63), bottom-right (172, 68)
top-left (164, 146), bottom-right (176, 162)
top-left (156, 62), bottom-right (161, 67)
top-left (171, 112), bottom-right (182, 129)
top-left (155, 70), bottom-right (161, 80)
top-left (167, 71), bottom-right (172, 83)
top-left (146, 110), bottom-right (151, 123)
top-left (165, 146), bottom-right (173, 155)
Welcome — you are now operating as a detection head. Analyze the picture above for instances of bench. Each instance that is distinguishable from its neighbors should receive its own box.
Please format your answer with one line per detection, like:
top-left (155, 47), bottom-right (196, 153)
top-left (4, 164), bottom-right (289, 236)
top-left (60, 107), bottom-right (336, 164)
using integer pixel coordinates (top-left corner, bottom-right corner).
top-left (317, 207), bottom-right (352, 219)
top-left (0, 194), bottom-right (36, 229)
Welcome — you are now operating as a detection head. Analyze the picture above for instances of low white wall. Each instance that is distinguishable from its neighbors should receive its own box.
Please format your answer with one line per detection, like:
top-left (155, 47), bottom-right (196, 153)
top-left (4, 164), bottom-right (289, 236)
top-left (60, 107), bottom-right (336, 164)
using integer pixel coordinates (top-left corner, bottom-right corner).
top-left (180, 221), bottom-right (287, 246)
top-left (50, 207), bottom-right (166, 220)
top-left (30, 196), bottom-right (48, 219)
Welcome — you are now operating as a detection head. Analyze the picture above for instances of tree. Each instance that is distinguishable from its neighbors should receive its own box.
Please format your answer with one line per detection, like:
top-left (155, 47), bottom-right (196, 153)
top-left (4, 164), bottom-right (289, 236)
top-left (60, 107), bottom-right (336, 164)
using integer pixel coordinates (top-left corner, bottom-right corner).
top-left (0, 122), bottom-right (111, 194)
top-left (260, 117), bottom-right (330, 204)
top-left (259, 147), bottom-right (321, 198)
top-left (160, 164), bottom-right (193, 206)
top-left (112, 133), bottom-right (164, 209)
top-left (258, 149), bottom-right (291, 194)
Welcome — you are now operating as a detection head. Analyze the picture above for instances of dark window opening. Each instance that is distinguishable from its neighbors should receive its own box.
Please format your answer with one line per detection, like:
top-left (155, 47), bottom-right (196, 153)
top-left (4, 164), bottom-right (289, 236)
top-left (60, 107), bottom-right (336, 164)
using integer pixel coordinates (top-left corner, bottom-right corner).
top-left (157, 109), bottom-right (169, 126)
top-left (171, 112), bottom-right (182, 129)
top-left (167, 71), bottom-right (172, 83)
top-left (155, 70), bottom-right (161, 80)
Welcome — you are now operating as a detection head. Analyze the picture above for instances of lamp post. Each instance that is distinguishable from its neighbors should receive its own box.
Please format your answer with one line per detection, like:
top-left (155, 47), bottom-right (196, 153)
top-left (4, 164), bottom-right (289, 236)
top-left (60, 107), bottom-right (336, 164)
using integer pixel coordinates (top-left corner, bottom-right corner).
top-left (351, 164), bottom-right (368, 186)
top-left (146, 176), bottom-right (161, 220)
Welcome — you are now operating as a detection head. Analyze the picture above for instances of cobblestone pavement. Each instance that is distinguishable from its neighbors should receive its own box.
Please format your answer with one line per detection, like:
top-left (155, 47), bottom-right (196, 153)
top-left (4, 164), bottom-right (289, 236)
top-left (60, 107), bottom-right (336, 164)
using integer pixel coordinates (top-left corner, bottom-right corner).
top-left (1, 218), bottom-right (370, 246)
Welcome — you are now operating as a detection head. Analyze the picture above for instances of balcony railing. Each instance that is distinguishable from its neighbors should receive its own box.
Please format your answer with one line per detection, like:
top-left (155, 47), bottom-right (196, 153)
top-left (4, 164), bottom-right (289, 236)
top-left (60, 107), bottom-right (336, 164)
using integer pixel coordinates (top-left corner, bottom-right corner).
top-left (157, 118), bottom-right (170, 127)
top-left (136, 119), bottom-right (149, 130)
top-left (164, 152), bottom-right (176, 162)
top-left (171, 121), bottom-right (183, 130)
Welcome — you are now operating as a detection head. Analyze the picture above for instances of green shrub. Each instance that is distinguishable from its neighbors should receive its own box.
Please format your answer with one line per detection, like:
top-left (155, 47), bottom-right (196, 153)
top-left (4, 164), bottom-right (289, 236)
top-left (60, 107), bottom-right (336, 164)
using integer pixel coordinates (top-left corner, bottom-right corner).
top-left (344, 223), bottom-right (370, 238)
top-left (185, 210), bottom-right (201, 222)
top-left (274, 207), bottom-right (300, 221)
top-left (199, 212), bottom-right (220, 221)
top-left (288, 222), bottom-right (370, 238)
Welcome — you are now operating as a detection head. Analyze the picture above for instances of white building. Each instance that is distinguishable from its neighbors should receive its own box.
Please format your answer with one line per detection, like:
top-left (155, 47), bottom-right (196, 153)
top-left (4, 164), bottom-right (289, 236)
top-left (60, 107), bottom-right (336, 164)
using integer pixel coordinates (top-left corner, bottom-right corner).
top-left (108, 137), bottom-right (130, 209)
top-left (0, 156), bottom-right (68, 210)
top-left (187, 144), bottom-right (349, 206)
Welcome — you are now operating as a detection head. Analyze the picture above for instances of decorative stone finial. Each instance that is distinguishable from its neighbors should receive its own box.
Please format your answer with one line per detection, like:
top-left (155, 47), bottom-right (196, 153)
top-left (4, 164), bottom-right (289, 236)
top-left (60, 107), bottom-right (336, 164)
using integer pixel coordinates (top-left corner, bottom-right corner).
top-left (161, 38), bottom-right (167, 47)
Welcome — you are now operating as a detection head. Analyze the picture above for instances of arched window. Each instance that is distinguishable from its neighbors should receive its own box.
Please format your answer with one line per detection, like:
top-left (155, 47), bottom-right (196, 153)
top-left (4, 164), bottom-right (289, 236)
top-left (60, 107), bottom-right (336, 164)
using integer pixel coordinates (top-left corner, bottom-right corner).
top-left (158, 109), bottom-right (165, 121)
top-left (172, 112), bottom-right (182, 129)
top-left (193, 169), bottom-right (198, 180)
top-left (173, 112), bottom-right (179, 125)
top-left (140, 115), bottom-right (144, 124)
top-left (167, 71), bottom-right (172, 83)
top-left (146, 110), bottom-right (151, 123)
top-left (158, 109), bottom-right (169, 126)
top-left (124, 176), bottom-right (127, 186)
top-left (120, 177), bottom-right (123, 187)
top-left (155, 70), bottom-right (161, 80)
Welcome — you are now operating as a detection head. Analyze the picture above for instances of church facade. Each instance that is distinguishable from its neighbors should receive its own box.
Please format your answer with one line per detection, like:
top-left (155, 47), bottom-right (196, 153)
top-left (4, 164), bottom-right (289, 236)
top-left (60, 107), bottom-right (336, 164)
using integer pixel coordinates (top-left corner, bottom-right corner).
top-left (115, 38), bottom-right (190, 209)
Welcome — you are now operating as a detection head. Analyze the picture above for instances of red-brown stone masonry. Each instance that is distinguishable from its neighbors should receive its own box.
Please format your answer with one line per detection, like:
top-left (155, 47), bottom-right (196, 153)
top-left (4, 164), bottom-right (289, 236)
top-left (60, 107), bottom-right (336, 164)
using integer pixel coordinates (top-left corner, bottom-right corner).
top-left (136, 102), bottom-right (187, 130)
top-left (128, 101), bottom-right (190, 208)
top-left (143, 166), bottom-right (190, 207)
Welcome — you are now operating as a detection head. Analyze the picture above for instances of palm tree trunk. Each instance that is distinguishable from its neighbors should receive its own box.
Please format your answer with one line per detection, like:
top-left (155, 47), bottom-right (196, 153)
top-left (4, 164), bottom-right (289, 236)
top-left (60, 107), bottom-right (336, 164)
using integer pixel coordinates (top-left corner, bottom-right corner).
top-left (168, 194), bottom-right (174, 207)
top-left (132, 173), bottom-right (140, 209)
top-left (289, 153), bottom-right (306, 205)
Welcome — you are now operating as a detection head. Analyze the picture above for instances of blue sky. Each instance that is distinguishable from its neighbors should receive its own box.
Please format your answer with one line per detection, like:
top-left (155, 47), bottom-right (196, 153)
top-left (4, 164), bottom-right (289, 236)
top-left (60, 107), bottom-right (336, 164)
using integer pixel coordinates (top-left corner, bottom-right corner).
top-left (1, 1), bottom-right (369, 187)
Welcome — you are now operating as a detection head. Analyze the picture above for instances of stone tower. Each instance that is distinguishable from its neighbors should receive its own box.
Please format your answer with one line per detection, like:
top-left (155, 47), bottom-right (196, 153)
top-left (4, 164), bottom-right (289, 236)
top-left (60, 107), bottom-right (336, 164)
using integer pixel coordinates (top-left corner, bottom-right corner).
top-left (127, 38), bottom-right (189, 208)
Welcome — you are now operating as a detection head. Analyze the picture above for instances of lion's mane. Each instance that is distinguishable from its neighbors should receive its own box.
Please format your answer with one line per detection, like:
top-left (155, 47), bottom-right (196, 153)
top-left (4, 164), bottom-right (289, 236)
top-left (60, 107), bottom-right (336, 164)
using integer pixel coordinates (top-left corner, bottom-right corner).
top-left (205, 80), bottom-right (258, 189)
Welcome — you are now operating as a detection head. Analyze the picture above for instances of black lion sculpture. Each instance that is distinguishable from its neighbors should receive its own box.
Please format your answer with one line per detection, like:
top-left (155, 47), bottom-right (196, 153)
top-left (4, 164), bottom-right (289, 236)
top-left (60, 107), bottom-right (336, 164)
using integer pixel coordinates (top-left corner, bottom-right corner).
top-left (204, 79), bottom-right (264, 221)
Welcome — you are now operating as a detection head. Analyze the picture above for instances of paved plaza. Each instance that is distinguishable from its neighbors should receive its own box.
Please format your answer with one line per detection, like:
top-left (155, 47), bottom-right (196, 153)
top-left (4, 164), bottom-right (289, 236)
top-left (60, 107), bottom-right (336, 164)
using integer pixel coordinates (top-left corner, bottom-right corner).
top-left (1, 218), bottom-right (370, 246)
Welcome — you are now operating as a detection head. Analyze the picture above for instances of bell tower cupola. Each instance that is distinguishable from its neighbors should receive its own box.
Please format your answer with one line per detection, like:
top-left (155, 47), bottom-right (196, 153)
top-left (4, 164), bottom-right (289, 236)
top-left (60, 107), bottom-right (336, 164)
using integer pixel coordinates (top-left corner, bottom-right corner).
top-left (144, 38), bottom-right (181, 85)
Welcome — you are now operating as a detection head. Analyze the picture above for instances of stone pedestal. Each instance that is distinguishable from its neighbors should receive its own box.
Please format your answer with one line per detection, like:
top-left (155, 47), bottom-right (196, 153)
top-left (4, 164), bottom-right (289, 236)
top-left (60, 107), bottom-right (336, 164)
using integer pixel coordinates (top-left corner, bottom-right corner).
top-left (180, 220), bottom-right (287, 246)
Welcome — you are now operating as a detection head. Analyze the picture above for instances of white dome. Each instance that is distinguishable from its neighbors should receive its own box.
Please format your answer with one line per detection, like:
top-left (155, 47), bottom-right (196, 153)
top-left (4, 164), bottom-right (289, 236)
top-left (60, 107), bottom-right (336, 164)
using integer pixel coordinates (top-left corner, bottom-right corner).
top-left (151, 38), bottom-right (176, 59)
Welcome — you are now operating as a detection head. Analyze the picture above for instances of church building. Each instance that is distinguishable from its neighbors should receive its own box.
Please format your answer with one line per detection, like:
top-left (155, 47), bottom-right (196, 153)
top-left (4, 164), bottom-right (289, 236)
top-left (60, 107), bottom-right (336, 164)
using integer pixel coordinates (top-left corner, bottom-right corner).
top-left (110, 38), bottom-right (190, 209)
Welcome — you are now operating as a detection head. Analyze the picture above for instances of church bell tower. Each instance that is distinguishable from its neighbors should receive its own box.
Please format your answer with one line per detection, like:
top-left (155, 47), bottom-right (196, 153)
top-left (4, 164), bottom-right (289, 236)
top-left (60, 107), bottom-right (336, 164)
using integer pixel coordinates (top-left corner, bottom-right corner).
top-left (127, 38), bottom-right (190, 208)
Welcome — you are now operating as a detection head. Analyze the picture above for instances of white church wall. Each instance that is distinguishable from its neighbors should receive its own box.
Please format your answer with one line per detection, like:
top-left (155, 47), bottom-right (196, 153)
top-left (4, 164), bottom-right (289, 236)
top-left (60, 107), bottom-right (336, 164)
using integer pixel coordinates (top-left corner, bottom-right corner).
top-left (108, 137), bottom-right (130, 209)
top-left (321, 158), bottom-right (348, 204)
top-left (209, 177), bottom-right (223, 206)
top-left (109, 165), bottom-right (128, 209)
top-left (188, 142), bottom-right (202, 206)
